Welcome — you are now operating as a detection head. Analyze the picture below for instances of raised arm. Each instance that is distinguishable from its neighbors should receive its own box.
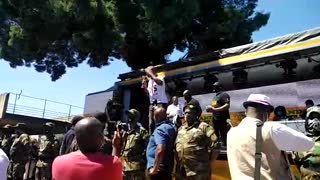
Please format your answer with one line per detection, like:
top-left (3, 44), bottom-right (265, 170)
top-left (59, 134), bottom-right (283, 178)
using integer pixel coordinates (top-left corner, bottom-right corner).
top-left (145, 66), bottom-right (163, 86)
top-left (271, 123), bottom-right (314, 151)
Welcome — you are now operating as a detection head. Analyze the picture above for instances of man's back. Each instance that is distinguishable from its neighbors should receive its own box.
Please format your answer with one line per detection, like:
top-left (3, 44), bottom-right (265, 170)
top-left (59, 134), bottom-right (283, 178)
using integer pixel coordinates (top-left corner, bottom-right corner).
top-left (227, 117), bottom-right (313, 180)
top-left (52, 151), bottom-right (122, 180)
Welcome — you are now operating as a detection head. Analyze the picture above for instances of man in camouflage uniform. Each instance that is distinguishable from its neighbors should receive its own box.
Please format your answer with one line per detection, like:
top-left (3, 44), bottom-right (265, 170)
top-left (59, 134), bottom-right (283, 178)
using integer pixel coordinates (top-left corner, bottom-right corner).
top-left (35, 122), bottom-right (60, 180)
top-left (0, 124), bottom-right (14, 157)
top-left (121, 109), bottom-right (149, 180)
top-left (9, 123), bottom-right (31, 180)
top-left (294, 106), bottom-right (320, 179)
top-left (175, 103), bottom-right (219, 180)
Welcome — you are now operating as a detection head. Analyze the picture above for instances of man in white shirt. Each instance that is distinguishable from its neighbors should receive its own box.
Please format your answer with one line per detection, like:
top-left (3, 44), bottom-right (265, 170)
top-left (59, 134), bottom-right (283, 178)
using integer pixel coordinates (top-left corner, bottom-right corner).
top-left (227, 94), bottom-right (314, 180)
top-left (166, 96), bottom-right (183, 126)
top-left (141, 65), bottom-right (168, 134)
top-left (0, 148), bottom-right (9, 180)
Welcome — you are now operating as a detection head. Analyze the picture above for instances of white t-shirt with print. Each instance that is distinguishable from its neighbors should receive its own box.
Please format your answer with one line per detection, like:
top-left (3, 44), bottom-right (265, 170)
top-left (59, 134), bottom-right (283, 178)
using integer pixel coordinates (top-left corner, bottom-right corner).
top-left (147, 76), bottom-right (168, 104)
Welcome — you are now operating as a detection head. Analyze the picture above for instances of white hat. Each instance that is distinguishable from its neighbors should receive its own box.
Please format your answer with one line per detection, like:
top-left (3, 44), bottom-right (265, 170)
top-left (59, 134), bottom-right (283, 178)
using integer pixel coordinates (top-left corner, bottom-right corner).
top-left (243, 94), bottom-right (274, 111)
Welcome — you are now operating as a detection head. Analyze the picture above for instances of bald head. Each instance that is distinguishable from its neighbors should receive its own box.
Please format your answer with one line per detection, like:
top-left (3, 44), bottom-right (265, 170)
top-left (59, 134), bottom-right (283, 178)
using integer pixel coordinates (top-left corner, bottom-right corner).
top-left (75, 117), bottom-right (104, 153)
top-left (154, 107), bottom-right (167, 123)
top-left (183, 90), bottom-right (192, 102)
top-left (213, 82), bottom-right (223, 92)
top-left (183, 90), bottom-right (190, 96)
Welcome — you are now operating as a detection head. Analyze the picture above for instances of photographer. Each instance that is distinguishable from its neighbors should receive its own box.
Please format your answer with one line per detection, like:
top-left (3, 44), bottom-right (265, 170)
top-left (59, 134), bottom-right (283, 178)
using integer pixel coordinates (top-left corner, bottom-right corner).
top-left (120, 109), bottom-right (149, 180)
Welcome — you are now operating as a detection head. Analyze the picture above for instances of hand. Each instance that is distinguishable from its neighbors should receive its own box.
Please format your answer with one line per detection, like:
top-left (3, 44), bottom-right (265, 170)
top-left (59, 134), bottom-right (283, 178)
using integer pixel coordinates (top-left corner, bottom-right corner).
top-left (112, 130), bottom-right (121, 149)
top-left (145, 66), bottom-right (154, 72)
top-left (149, 167), bottom-right (159, 175)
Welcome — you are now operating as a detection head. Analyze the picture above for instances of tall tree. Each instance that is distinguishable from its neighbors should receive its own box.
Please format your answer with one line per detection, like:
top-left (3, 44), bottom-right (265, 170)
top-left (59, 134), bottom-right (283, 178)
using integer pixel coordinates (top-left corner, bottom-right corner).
top-left (0, 0), bottom-right (269, 81)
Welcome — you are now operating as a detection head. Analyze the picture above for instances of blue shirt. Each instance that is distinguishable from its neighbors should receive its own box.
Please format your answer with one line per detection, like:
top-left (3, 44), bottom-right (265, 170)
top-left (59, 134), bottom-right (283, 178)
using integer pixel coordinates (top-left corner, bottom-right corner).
top-left (146, 120), bottom-right (177, 173)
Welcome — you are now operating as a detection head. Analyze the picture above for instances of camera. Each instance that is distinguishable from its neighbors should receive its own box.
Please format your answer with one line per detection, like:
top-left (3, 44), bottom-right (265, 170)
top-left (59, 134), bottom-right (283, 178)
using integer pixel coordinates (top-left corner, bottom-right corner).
top-left (117, 123), bottom-right (128, 131)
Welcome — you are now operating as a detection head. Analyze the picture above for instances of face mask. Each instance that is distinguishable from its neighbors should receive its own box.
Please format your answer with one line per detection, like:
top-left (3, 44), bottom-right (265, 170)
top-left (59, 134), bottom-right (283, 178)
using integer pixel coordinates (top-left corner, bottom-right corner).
top-left (307, 118), bottom-right (320, 135)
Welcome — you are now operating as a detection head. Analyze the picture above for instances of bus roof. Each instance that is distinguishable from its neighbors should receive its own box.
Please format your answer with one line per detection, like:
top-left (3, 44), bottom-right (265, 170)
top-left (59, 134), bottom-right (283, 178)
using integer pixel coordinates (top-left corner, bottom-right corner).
top-left (118, 27), bottom-right (320, 86)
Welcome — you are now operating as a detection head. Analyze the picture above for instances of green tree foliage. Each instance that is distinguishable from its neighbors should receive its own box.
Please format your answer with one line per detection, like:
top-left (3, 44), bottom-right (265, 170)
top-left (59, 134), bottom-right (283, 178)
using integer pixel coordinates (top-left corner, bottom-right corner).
top-left (0, 0), bottom-right (269, 81)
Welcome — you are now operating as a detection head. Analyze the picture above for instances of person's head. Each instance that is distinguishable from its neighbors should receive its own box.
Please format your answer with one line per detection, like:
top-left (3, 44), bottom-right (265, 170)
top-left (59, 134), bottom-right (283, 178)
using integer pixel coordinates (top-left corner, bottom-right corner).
top-left (154, 107), bottom-right (167, 123)
top-left (125, 109), bottom-right (140, 124)
top-left (183, 90), bottom-right (192, 102)
top-left (1, 124), bottom-right (13, 135)
top-left (305, 99), bottom-right (315, 108)
top-left (184, 103), bottom-right (200, 126)
top-left (13, 123), bottom-right (27, 135)
top-left (213, 82), bottom-right (223, 93)
top-left (243, 94), bottom-right (274, 121)
top-left (75, 117), bottom-right (105, 153)
top-left (43, 122), bottom-right (55, 135)
top-left (305, 106), bottom-right (320, 136)
top-left (172, 96), bottom-right (178, 105)
top-left (71, 115), bottom-right (83, 126)
top-left (85, 112), bottom-right (108, 124)
top-left (274, 106), bottom-right (287, 118)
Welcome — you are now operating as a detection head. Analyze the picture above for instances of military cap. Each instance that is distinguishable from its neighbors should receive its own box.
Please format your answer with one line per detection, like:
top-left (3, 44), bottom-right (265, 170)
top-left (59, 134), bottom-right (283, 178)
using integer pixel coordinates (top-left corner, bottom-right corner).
top-left (0, 124), bottom-right (14, 132)
top-left (125, 109), bottom-right (141, 120)
top-left (13, 123), bottom-right (27, 128)
top-left (307, 106), bottom-right (320, 118)
top-left (2, 124), bottom-right (12, 129)
top-left (44, 122), bottom-right (55, 128)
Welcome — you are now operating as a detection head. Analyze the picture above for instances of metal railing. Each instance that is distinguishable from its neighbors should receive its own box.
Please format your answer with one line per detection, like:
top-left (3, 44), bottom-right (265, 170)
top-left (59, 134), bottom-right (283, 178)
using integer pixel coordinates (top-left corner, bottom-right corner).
top-left (5, 93), bottom-right (83, 122)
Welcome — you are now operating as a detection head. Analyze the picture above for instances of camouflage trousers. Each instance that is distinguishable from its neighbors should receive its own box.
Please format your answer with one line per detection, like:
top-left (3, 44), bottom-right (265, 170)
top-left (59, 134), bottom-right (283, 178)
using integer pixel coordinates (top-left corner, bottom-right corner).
top-left (35, 160), bottom-right (53, 180)
top-left (124, 170), bottom-right (146, 180)
top-left (300, 166), bottom-right (320, 180)
top-left (8, 161), bottom-right (27, 180)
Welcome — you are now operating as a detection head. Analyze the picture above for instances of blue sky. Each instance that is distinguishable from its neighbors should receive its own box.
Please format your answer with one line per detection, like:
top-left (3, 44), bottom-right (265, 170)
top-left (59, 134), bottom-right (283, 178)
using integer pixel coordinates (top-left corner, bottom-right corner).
top-left (1, 0), bottom-right (320, 115)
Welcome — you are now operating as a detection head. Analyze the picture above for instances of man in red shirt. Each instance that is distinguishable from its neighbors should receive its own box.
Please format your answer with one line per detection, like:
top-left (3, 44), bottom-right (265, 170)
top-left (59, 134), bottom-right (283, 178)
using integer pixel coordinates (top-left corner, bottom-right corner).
top-left (52, 117), bottom-right (123, 180)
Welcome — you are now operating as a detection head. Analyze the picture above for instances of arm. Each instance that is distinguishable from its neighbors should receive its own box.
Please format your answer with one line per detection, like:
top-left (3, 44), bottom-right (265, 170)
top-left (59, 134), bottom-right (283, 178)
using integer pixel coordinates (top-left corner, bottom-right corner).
top-left (59, 135), bottom-right (67, 155)
top-left (271, 123), bottom-right (314, 151)
top-left (204, 124), bottom-right (219, 160)
top-left (112, 131), bottom-right (122, 157)
top-left (149, 128), bottom-right (168, 174)
top-left (145, 66), bottom-right (163, 86)
top-left (141, 76), bottom-right (150, 96)
top-left (150, 144), bottom-right (166, 174)
top-left (209, 103), bottom-right (230, 112)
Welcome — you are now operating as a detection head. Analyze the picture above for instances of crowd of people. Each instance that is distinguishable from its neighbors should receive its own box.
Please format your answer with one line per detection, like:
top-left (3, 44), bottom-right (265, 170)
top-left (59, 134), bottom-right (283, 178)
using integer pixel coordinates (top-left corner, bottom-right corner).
top-left (0, 65), bottom-right (320, 180)
top-left (0, 122), bottom-right (59, 180)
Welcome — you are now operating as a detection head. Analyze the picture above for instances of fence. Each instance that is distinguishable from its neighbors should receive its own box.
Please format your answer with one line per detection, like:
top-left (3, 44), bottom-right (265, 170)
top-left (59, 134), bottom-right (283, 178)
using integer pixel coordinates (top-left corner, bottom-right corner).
top-left (5, 93), bottom-right (83, 122)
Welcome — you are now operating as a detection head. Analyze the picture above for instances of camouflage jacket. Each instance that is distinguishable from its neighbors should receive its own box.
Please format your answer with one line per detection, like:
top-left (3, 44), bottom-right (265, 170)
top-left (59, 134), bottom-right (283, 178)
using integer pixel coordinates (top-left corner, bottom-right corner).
top-left (38, 135), bottom-right (60, 162)
top-left (175, 121), bottom-right (218, 177)
top-left (121, 126), bottom-right (149, 172)
top-left (294, 136), bottom-right (320, 179)
top-left (10, 133), bottom-right (31, 162)
top-left (1, 135), bottom-right (13, 157)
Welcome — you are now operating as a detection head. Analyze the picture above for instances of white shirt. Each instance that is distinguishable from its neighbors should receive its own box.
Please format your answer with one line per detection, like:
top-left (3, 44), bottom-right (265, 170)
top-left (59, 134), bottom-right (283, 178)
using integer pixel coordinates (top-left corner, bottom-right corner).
top-left (166, 104), bottom-right (183, 123)
top-left (0, 148), bottom-right (9, 180)
top-left (227, 117), bottom-right (314, 179)
top-left (147, 76), bottom-right (168, 104)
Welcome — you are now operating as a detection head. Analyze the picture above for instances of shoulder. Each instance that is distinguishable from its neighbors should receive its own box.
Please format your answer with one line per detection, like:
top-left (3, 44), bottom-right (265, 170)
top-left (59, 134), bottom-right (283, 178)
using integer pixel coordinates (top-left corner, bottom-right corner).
top-left (138, 126), bottom-right (148, 134)
top-left (199, 122), bottom-right (211, 130)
